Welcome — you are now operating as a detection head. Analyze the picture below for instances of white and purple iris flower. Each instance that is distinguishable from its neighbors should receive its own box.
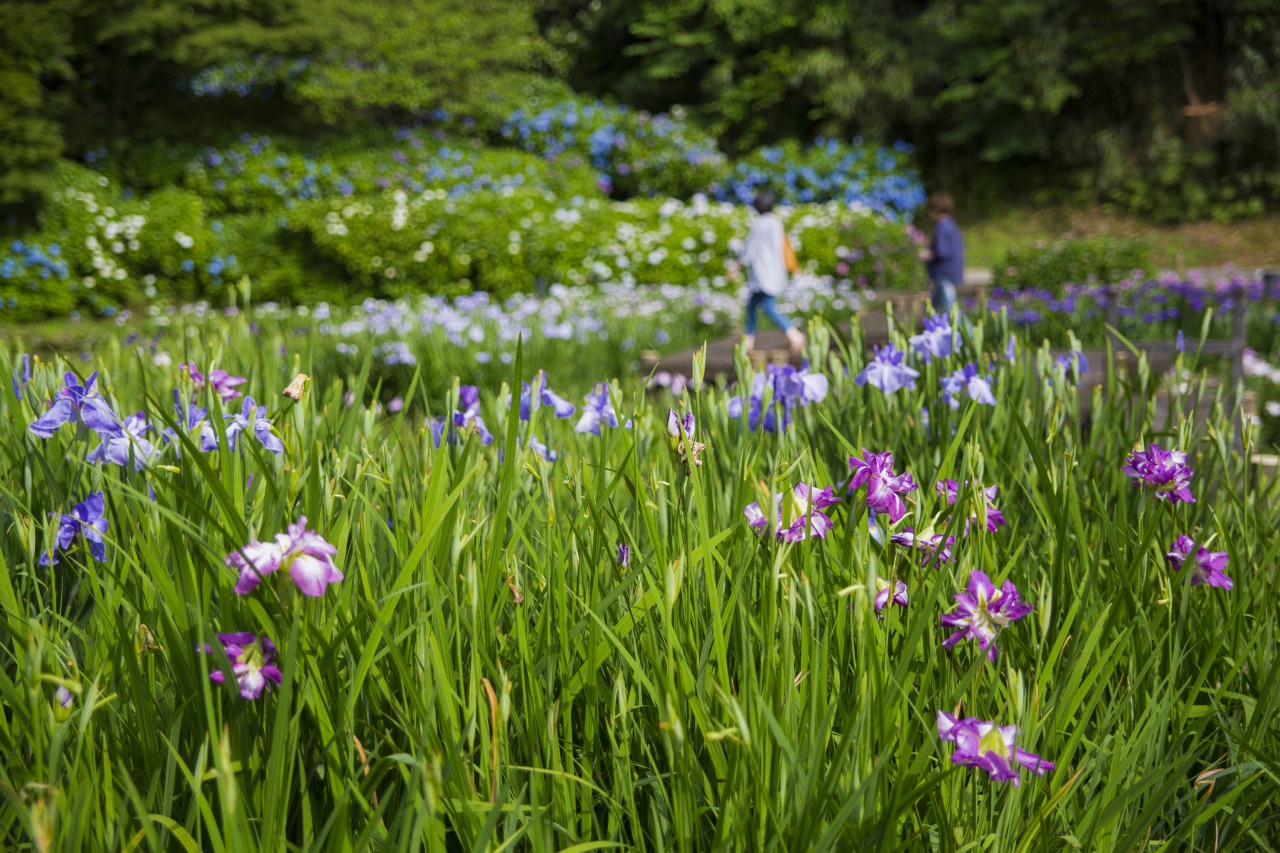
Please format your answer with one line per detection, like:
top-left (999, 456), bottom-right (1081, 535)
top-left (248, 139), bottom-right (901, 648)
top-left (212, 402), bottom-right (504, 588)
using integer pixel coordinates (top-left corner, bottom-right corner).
top-left (1122, 444), bottom-right (1195, 504)
top-left (875, 577), bottom-right (909, 616)
top-left (200, 632), bottom-right (283, 700)
top-left (28, 371), bottom-right (118, 438)
top-left (181, 363), bottom-right (247, 403)
top-left (744, 482), bottom-right (840, 543)
top-left (1165, 535), bottom-right (1232, 589)
top-left (936, 711), bottom-right (1054, 785)
top-left (41, 491), bottom-right (109, 566)
top-left (86, 411), bottom-right (158, 470)
top-left (162, 391), bottom-right (221, 453)
top-left (909, 316), bottom-right (958, 363)
top-left (940, 363), bottom-right (996, 409)
top-left (431, 385), bottom-right (494, 447)
top-left (940, 570), bottom-right (1033, 661)
top-left (854, 344), bottom-right (919, 395)
top-left (226, 516), bottom-right (345, 597)
top-left (848, 450), bottom-right (917, 524)
top-left (225, 397), bottom-right (285, 454)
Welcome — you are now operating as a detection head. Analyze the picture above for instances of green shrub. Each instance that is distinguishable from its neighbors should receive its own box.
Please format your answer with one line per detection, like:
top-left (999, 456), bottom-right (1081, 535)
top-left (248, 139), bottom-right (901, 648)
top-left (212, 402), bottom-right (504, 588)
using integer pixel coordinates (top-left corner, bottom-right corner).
top-left (991, 234), bottom-right (1153, 294)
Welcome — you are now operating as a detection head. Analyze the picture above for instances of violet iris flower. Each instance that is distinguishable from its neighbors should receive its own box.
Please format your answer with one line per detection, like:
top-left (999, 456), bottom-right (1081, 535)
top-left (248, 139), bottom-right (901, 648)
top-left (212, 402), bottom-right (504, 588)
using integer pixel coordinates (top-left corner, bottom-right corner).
top-left (200, 632), bottom-right (283, 700)
top-left (875, 577), bottom-right (909, 615)
top-left (668, 408), bottom-right (705, 470)
top-left (889, 528), bottom-right (955, 566)
top-left (12, 354), bottom-right (30, 400)
top-left (526, 435), bottom-right (556, 462)
top-left (460, 385), bottom-right (480, 413)
top-left (936, 711), bottom-right (1054, 785)
top-left (40, 491), bottom-right (108, 566)
top-left (941, 364), bottom-right (997, 409)
top-left (225, 397), bottom-right (285, 454)
top-left (429, 408), bottom-right (494, 447)
top-left (617, 543), bottom-right (631, 567)
top-left (1122, 444), bottom-right (1195, 504)
top-left (848, 450), bottom-right (917, 524)
top-left (519, 371), bottom-right (576, 420)
top-left (162, 391), bottom-right (220, 452)
top-left (575, 383), bottom-right (620, 435)
top-left (28, 371), bottom-right (118, 438)
top-left (940, 570), bottom-right (1033, 661)
top-left (227, 516), bottom-right (344, 597)
top-left (854, 344), bottom-right (919, 395)
top-left (87, 411), bottom-right (158, 470)
top-left (1165, 535), bottom-right (1232, 589)
top-left (1054, 350), bottom-right (1089, 376)
top-left (744, 482), bottom-right (840, 543)
top-left (182, 364), bottom-right (247, 403)
top-left (728, 362), bottom-right (827, 433)
top-left (56, 685), bottom-right (75, 709)
top-left (909, 316), bottom-right (958, 363)
top-left (936, 479), bottom-right (1006, 533)
top-left (1005, 336), bottom-right (1017, 364)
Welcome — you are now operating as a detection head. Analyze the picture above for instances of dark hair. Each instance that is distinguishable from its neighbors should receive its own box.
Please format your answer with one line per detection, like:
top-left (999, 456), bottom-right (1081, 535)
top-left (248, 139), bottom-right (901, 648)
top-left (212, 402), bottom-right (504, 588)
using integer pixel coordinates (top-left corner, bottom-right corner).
top-left (753, 191), bottom-right (776, 214)
top-left (928, 192), bottom-right (955, 216)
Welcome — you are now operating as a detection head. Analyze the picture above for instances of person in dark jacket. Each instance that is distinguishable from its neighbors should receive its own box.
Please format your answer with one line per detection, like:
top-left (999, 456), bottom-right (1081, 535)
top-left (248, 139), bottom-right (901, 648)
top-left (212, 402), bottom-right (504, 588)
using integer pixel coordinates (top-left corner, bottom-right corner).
top-left (921, 192), bottom-right (964, 316)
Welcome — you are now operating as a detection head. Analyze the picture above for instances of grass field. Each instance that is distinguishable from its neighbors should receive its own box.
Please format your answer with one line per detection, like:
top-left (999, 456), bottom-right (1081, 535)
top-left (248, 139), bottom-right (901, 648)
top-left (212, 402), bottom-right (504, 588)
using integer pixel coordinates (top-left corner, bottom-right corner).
top-left (2, 305), bottom-right (1278, 850)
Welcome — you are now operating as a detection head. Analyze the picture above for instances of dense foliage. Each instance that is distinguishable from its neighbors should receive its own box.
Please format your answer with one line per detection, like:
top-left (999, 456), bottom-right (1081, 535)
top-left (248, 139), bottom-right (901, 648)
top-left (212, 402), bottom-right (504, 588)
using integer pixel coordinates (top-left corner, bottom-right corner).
top-left (2, 304), bottom-right (1278, 849)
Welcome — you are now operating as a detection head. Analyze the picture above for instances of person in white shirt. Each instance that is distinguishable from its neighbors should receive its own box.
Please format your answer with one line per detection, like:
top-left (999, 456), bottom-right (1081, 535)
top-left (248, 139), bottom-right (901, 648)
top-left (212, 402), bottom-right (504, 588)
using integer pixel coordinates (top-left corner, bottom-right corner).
top-left (737, 191), bottom-right (806, 355)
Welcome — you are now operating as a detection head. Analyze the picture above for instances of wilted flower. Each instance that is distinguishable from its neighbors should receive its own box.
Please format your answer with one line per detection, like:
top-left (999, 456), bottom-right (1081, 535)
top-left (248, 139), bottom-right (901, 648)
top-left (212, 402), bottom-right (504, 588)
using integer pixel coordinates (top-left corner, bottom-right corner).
top-left (875, 577), bottom-right (909, 615)
top-left (889, 527), bottom-right (955, 566)
top-left (28, 371), bottom-right (118, 438)
top-left (575, 383), bottom-right (620, 435)
top-left (940, 364), bottom-right (996, 409)
top-left (854, 344), bottom-right (919, 395)
top-left (936, 711), bottom-right (1054, 785)
top-left (41, 491), bottom-right (109, 566)
top-left (848, 450), bottom-right (917, 524)
top-left (1165, 535), bottom-right (1232, 589)
top-left (667, 408), bottom-right (705, 471)
top-left (281, 373), bottom-right (310, 401)
top-left (225, 397), bottom-right (285, 454)
top-left (227, 516), bottom-right (344, 597)
top-left (940, 570), bottom-right (1033, 661)
top-left (909, 316), bottom-right (958, 363)
top-left (1122, 443), bottom-right (1195, 504)
top-left (745, 482), bottom-right (840, 543)
top-left (87, 411), bottom-right (157, 470)
top-left (200, 632), bottom-right (283, 700)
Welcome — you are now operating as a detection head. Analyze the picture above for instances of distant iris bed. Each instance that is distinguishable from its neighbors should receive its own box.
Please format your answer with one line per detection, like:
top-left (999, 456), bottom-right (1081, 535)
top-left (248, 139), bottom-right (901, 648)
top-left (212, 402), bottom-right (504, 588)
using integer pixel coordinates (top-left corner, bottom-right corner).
top-left (2, 300), bottom-right (1279, 850)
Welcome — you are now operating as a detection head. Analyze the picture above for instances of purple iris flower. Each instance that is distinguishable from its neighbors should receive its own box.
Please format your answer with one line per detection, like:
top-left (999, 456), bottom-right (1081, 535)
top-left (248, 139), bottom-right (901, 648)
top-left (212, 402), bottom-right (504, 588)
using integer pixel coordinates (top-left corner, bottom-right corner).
top-left (889, 528), bottom-right (954, 566)
top-left (1054, 350), bottom-right (1089, 376)
top-left (527, 434), bottom-right (556, 462)
top-left (744, 482), bottom-right (840, 543)
top-left (854, 344), bottom-right (919, 395)
top-left (520, 371), bottom-right (576, 420)
top-left (430, 407), bottom-right (494, 447)
top-left (617, 543), bottom-right (631, 567)
top-left (1165, 535), bottom-right (1232, 589)
top-left (909, 316), bottom-right (958, 363)
top-left (12, 354), bottom-right (30, 400)
top-left (940, 570), bottom-right (1033, 661)
top-left (1005, 336), bottom-right (1017, 364)
top-left (162, 391), bottom-right (220, 452)
top-left (225, 397), bottom-right (284, 454)
top-left (87, 411), bottom-right (158, 470)
top-left (56, 685), bottom-right (75, 709)
top-left (200, 632), bottom-right (283, 700)
top-left (726, 362), bottom-right (828, 433)
top-left (40, 491), bottom-right (108, 566)
top-left (460, 385), bottom-right (480, 413)
top-left (848, 450), bottom-right (917, 524)
top-left (181, 363), bottom-right (247, 403)
top-left (875, 577), bottom-right (909, 615)
top-left (575, 383), bottom-right (620, 435)
top-left (941, 364), bottom-right (997, 409)
top-left (1122, 444), bottom-right (1195, 504)
top-left (28, 371), bottom-right (118, 438)
top-left (227, 516), bottom-right (344, 597)
top-left (936, 711), bottom-right (1054, 785)
top-left (936, 479), bottom-right (1006, 533)
top-left (1176, 330), bottom-right (1185, 353)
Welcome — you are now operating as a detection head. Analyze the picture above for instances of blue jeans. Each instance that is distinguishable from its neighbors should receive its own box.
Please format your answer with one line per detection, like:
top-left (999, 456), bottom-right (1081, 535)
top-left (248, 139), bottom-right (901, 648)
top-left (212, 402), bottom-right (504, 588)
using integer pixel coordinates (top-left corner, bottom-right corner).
top-left (930, 277), bottom-right (956, 316)
top-left (745, 292), bottom-right (792, 335)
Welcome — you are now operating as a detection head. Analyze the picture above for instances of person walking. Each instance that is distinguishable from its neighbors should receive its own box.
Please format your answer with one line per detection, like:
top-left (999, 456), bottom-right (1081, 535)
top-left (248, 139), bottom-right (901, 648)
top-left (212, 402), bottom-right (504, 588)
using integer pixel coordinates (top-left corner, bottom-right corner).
top-left (921, 192), bottom-right (964, 317)
top-left (738, 191), bottom-right (806, 355)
